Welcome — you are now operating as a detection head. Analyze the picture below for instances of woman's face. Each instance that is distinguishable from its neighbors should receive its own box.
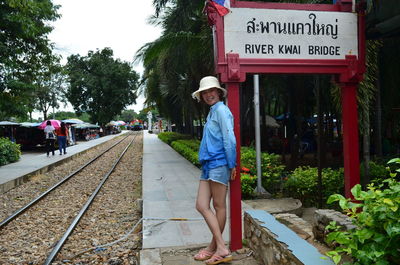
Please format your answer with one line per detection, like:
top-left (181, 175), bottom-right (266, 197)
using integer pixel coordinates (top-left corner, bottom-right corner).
top-left (201, 87), bottom-right (220, 106)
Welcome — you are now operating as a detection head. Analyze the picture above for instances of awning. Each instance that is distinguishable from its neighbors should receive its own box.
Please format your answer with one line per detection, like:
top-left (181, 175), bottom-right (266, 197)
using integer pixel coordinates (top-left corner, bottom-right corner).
top-left (72, 123), bottom-right (100, 129)
top-left (19, 122), bottom-right (41, 127)
top-left (0, 121), bottom-right (20, 126)
top-left (62, 119), bottom-right (84, 124)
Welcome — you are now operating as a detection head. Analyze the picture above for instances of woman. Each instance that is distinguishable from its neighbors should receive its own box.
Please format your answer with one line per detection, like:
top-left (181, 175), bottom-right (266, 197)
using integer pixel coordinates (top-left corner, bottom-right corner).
top-left (56, 122), bottom-right (68, 155)
top-left (44, 120), bottom-right (56, 157)
top-left (192, 76), bottom-right (236, 265)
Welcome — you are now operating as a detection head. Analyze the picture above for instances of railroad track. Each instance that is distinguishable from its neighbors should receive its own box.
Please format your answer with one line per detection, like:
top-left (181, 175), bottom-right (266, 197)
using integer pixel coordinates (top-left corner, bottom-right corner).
top-left (0, 131), bottom-right (143, 264)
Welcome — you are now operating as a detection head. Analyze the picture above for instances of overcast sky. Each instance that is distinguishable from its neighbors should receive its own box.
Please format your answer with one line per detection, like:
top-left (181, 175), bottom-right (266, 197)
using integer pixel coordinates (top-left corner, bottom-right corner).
top-left (46, 0), bottom-right (162, 115)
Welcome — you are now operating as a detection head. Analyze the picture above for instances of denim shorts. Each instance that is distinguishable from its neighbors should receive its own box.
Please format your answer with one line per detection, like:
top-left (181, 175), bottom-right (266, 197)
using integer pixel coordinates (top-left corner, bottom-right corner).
top-left (200, 165), bottom-right (230, 186)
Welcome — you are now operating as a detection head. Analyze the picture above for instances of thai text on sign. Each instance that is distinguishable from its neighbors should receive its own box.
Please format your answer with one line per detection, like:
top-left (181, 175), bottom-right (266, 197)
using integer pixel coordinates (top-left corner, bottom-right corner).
top-left (224, 8), bottom-right (358, 60)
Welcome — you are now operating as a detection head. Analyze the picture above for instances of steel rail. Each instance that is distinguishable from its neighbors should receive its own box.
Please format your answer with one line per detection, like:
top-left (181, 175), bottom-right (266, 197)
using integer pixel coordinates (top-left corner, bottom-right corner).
top-left (0, 133), bottom-right (132, 229)
top-left (44, 134), bottom-right (137, 265)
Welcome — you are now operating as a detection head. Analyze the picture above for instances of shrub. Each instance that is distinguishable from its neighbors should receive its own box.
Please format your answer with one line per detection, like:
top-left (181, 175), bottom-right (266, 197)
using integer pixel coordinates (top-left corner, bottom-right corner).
top-left (387, 157), bottom-right (400, 174)
top-left (360, 160), bottom-right (390, 185)
top-left (0, 137), bottom-right (21, 166)
top-left (241, 173), bottom-right (257, 199)
top-left (162, 137), bottom-right (286, 197)
top-left (241, 147), bottom-right (286, 193)
top-left (283, 166), bottom-right (344, 207)
top-left (326, 159), bottom-right (400, 265)
top-left (171, 140), bottom-right (200, 167)
top-left (176, 139), bottom-right (200, 152)
top-left (158, 132), bottom-right (191, 145)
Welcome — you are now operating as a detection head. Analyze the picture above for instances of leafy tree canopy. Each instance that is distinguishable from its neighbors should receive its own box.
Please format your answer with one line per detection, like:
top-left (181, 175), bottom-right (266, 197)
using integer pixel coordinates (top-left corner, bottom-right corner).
top-left (65, 48), bottom-right (140, 126)
top-left (49, 111), bottom-right (76, 121)
top-left (44, 111), bottom-right (91, 123)
top-left (34, 57), bottom-right (68, 120)
top-left (114, 109), bottom-right (137, 122)
top-left (0, 0), bottom-right (60, 119)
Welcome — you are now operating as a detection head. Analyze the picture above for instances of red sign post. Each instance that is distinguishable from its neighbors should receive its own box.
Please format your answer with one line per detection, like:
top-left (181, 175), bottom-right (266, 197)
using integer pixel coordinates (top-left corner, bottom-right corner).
top-left (206, 0), bottom-right (365, 250)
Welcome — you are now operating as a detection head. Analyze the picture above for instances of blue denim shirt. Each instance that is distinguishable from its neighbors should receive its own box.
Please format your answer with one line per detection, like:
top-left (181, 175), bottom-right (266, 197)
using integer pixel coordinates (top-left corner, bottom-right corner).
top-left (199, 101), bottom-right (236, 176)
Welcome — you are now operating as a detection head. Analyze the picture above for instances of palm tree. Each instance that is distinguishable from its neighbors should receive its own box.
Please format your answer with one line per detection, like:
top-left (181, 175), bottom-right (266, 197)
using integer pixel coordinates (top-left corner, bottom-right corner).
top-left (135, 1), bottom-right (214, 134)
top-left (357, 40), bottom-right (381, 186)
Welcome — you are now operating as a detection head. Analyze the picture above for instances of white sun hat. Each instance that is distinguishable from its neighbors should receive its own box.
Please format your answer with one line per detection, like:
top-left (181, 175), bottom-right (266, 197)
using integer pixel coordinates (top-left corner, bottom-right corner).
top-left (192, 76), bottom-right (227, 102)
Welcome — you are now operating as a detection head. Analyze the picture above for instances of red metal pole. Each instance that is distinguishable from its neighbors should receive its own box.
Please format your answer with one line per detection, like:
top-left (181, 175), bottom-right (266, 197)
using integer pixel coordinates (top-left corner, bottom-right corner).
top-left (340, 82), bottom-right (360, 198)
top-left (226, 82), bottom-right (242, 251)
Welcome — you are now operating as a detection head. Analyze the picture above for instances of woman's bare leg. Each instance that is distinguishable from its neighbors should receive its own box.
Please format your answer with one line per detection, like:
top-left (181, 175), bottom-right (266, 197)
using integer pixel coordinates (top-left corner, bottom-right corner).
top-left (196, 180), bottom-right (230, 256)
top-left (209, 181), bottom-right (230, 256)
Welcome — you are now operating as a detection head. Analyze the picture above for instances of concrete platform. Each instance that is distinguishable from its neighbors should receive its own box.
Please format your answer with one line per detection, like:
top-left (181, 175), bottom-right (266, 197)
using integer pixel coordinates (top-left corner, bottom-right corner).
top-left (140, 131), bottom-right (262, 265)
top-left (0, 131), bottom-right (129, 194)
top-left (141, 130), bottom-right (230, 249)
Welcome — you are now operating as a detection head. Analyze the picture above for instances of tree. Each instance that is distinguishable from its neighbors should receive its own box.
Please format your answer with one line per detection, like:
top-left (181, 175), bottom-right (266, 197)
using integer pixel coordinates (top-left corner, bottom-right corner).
top-left (51, 111), bottom-right (77, 121)
top-left (65, 48), bottom-right (140, 125)
top-left (377, 38), bottom-right (400, 156)
top-left (136, 0), bottom-right (213, 134)
top-left (359, 41), bottom-right (382, 186)
top-left (0, 0), bottom-right (59, 119)
top-left (34, 57), bottom-right (67, 120)
top-left (114, 109), bottom-right (137, 122)
top-left (331, 40), bottom-right (382, 186)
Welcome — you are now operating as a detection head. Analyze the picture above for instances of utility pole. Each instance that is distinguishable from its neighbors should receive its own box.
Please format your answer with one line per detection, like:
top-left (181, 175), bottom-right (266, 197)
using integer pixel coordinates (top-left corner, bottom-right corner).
top-left (254, 74), bottom-right (268, 195)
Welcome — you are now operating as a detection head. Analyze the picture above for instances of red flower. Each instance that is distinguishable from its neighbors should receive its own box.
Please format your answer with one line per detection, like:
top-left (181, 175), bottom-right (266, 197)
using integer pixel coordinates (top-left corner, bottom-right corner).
top-left (241, 167), bottom-right (250, 173)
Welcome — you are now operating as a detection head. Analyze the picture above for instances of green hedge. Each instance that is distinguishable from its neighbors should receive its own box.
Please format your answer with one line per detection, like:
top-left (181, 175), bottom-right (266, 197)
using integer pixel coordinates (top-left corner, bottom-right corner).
top-left (241, 147), bottom-right (286, 194)
top-left (283, 166), bottom-right (344, 207)
top-left (0, 137), bottom-right (21, 166)
top-left (158, 133), bottom-right (348, 207)
top-left (171, 140), bottom-right (201, 167)
top-left (361, 160), bottom-right (391, 185)
top-left (240, 173), bottom-right (257, 199)
top-left (158, 132), bottom-right (192, 145)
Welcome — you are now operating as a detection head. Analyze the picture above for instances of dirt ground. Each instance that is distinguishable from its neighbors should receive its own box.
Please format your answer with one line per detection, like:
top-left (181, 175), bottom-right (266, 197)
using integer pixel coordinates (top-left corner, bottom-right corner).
top-left (161, 245), bottom-right (262, 265)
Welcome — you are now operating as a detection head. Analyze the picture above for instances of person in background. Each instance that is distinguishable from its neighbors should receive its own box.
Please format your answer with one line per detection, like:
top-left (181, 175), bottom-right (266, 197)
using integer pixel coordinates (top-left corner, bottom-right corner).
top-left (44, 120), bottom-right (56, 157)
top-left (67, 124), bottom-right (74, 145)
top-left (56, 122), bottom-right (68, 155)
top-left (11, 127), bottom-right (16, 143)
top-left (191, 76), bottom-right (236, 265)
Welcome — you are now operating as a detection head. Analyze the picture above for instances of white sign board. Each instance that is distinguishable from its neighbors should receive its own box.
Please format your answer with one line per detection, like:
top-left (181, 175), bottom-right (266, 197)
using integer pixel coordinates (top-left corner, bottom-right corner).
top-left (224, 8), bottom-right (358, 60)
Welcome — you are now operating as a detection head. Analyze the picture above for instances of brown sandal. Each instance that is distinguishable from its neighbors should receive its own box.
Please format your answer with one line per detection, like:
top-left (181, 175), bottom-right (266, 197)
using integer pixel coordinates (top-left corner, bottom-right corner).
top-left (205, 254), bottom-right (233, 264)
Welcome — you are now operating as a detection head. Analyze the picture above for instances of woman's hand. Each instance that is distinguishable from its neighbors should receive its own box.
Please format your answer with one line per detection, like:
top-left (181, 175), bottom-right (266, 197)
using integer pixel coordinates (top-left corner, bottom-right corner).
top-left (230, 167), bottom-right (236, 181)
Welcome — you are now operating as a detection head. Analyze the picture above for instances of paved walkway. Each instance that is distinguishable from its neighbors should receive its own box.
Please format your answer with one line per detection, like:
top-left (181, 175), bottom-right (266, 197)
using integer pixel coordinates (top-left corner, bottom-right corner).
top-left (141, 131), bottom-right (260, 265)
top-left (142, 130), bottom-right (230, 249)
top-left (0, 131), bottom-right (129, 194)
